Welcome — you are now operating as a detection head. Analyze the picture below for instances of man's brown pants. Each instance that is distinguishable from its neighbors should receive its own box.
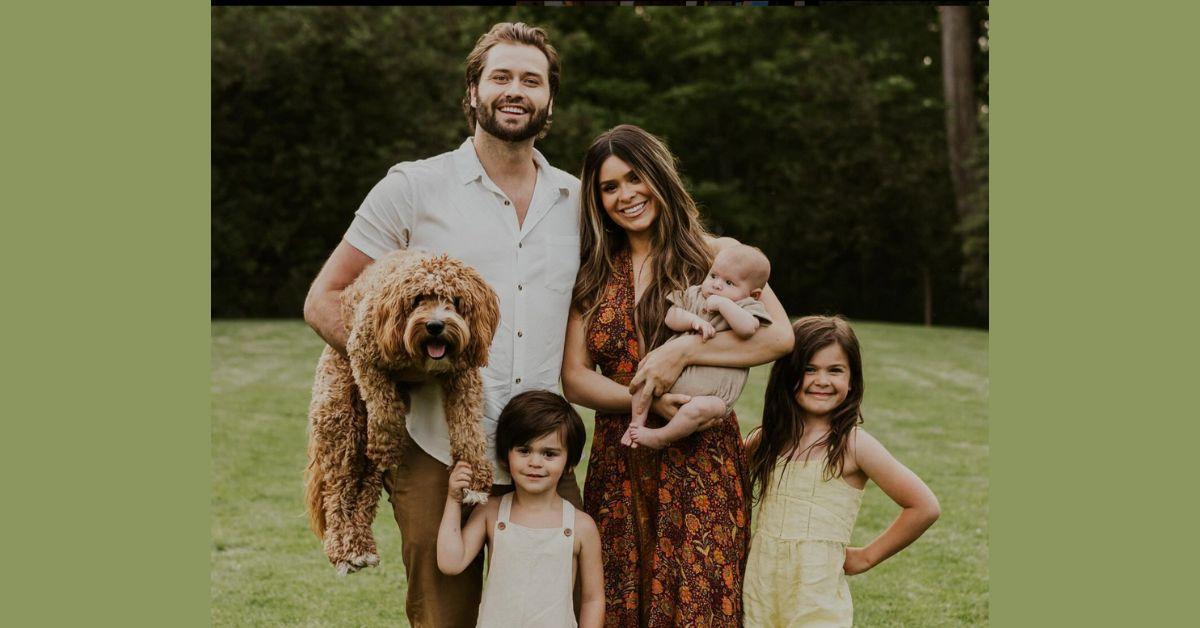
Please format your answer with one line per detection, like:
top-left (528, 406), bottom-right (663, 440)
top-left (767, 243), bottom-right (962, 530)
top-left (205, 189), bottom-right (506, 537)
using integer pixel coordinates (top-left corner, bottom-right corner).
top-left (382, 435), bottom-right (584, 627)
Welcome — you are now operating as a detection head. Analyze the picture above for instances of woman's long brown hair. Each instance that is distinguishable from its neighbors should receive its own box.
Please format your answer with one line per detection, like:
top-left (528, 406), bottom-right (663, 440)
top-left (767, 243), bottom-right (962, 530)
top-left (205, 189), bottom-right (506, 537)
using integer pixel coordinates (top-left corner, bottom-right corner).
top-left (748, 316), bottom-right (865, 505)
top-left (572, 125), bottom-right (713, 352)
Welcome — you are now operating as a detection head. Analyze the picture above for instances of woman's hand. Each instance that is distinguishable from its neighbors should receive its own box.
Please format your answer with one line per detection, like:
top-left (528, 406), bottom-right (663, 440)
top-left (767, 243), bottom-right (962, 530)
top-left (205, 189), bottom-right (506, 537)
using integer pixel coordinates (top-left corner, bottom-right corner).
top-left (843, 547), bottom-right (874, 576)
top-left (447, 460), bottom-right (473, 503)
top-left (629, 335), bottom-right (694, 397)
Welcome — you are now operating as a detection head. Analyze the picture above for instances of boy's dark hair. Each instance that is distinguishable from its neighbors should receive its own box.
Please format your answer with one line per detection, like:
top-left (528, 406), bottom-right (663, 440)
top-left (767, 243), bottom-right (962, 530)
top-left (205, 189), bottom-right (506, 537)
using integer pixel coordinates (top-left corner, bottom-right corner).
top-left (496, 390), bottom-right (586, 468)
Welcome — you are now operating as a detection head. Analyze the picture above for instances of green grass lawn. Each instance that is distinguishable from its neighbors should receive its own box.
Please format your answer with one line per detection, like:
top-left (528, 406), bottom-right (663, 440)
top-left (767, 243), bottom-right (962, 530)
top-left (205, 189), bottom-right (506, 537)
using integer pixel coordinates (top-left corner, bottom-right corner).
top-left (212, 320), bottom-right (988, 626)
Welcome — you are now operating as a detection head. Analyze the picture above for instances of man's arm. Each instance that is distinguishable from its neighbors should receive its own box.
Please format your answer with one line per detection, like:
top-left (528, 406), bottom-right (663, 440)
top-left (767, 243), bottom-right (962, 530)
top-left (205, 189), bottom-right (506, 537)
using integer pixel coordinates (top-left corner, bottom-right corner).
top-left (303, 240), bottom-right (373, 357)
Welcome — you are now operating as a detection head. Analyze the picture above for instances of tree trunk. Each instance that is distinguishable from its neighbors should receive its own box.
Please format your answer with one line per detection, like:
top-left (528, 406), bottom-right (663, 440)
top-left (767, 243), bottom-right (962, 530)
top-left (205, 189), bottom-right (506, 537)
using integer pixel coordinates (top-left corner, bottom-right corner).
top-left (938, 6), bottom-right (980, 222)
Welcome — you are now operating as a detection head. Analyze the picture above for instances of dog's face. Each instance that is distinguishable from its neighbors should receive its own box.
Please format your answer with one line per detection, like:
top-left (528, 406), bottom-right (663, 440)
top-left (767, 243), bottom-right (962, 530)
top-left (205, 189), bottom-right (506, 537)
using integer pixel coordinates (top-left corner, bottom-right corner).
top-left (372, 254), bottom-right (500, 373)
top-left (401, 294), bottom-right (471, 373)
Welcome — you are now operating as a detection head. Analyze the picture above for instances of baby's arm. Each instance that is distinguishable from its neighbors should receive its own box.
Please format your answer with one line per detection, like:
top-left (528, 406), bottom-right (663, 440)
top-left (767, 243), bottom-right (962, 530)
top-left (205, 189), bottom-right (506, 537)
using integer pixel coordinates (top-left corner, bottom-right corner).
top-left (665, 305), bottom-right (716, 340)
top-left (704, 295), bottom-right (761, 338)
top-left (843, 429), bottom-right (940, 576)
top-left (436, 461), bottom-right (491, 575)
top-left (574, 512), bottom-right (606, 628)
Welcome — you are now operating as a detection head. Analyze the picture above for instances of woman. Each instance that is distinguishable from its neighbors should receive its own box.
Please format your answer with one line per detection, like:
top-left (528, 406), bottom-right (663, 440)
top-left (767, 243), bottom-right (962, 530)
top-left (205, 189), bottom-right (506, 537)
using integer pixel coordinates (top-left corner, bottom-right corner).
top-left (562, 125), bottom-right (793, 627)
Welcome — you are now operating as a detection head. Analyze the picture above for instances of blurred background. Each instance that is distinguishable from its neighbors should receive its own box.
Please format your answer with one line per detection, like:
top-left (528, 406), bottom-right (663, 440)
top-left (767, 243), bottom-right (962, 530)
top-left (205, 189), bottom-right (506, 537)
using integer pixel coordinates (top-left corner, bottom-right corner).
top-left (212, 5), bottom-right (989, 328)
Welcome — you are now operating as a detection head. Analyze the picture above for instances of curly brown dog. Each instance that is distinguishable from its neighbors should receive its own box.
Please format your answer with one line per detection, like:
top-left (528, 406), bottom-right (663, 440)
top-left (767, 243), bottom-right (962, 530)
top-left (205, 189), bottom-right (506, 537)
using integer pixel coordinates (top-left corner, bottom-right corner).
top-left (304, 250), bottom-right (500, 575)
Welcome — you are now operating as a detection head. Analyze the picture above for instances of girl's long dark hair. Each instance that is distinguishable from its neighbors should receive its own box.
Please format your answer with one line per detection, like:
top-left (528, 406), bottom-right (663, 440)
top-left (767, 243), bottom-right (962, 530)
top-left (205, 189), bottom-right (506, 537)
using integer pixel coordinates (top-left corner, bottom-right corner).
top-left (748, 316), bottom-right (865, 505)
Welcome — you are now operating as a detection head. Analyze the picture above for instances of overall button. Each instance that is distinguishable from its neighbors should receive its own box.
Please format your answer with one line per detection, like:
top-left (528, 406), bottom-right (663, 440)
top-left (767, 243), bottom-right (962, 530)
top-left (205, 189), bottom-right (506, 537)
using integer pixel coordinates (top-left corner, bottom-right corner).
top-left (515, 378), bottom-right (521, 384)
top-left (517, 331), bottom-right (523, 337)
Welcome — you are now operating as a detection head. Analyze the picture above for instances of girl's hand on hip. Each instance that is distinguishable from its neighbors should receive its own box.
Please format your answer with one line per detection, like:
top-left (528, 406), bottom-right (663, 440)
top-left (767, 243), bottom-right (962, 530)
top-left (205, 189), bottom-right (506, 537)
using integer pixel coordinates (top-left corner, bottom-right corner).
top-left (843, 547), bottom-right (873, 576)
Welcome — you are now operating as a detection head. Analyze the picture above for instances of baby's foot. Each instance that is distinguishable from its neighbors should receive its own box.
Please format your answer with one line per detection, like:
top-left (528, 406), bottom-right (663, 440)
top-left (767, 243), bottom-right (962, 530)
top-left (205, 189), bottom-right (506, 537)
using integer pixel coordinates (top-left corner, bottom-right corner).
top-left (621, 426), bottom-right (635, 447)
top-left (629, 426), bottom-right (669, 450)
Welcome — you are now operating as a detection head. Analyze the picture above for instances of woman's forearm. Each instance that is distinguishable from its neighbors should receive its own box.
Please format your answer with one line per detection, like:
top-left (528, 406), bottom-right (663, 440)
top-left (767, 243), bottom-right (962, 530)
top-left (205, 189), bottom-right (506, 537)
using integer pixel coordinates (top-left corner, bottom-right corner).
top-left (679, 319), bottom-right (792, 368)
top-left (563, 364), bottom-right (633, 413)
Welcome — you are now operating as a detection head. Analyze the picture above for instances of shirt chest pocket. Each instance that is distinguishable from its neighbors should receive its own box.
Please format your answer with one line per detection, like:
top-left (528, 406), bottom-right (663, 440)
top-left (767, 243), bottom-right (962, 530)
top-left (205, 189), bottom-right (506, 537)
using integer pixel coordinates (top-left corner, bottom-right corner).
top-left (540, 235), bottom-right (580, 294)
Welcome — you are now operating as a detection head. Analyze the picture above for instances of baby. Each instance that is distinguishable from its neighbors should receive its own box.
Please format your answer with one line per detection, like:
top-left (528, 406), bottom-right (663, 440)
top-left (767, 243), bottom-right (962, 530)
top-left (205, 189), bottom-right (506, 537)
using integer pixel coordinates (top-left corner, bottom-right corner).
top-left (624, 243), bottom-right (773, 450)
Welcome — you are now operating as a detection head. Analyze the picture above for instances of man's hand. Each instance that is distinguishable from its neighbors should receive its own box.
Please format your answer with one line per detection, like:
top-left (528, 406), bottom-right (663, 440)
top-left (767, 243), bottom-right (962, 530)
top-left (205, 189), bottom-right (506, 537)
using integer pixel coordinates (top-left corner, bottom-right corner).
top-left (447, 460), bottom-right (473, 503)
top-left (629, 335), bottom-right (693, 398)
top-left (704, 294), bottom-right (733, 313)
top-left (690, 317), bottom-right (716, 341)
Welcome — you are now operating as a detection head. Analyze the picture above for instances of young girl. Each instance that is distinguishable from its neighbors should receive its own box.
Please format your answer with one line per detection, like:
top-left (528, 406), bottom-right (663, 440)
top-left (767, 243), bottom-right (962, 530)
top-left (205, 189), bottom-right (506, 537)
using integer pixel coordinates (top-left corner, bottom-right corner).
top-left (743, 316), bottom-right (940, 627)
top-left (436, 391), bottom-right (605, 628)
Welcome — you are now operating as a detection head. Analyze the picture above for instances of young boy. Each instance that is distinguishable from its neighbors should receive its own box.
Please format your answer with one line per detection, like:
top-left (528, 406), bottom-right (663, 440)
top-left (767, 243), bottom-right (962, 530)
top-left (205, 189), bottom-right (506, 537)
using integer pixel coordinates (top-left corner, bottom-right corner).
top-left (437, 391), bottom-right (605, 628)
top-left (625, 244), bottom-right (774, 449)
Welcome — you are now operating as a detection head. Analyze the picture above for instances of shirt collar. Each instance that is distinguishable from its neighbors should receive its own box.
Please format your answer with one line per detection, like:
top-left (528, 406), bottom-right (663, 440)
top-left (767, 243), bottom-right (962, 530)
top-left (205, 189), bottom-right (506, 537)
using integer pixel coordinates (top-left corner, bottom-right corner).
top-left (452, 137), bottom-right (571, 194)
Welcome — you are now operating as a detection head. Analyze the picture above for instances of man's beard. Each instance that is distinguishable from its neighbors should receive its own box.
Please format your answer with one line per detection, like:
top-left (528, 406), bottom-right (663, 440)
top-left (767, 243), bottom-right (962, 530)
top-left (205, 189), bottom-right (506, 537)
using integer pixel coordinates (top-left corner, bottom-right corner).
top-left (477, 98), bottom-right (550, 143)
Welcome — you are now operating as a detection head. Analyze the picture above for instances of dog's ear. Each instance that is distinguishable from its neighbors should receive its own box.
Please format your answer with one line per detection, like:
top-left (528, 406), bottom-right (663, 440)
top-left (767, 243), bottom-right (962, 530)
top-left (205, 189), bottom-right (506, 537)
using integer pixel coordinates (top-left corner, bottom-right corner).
top-left (374, 280), bottom-right (413, 364)
top-left (463, 270), bottom-right (500, 368)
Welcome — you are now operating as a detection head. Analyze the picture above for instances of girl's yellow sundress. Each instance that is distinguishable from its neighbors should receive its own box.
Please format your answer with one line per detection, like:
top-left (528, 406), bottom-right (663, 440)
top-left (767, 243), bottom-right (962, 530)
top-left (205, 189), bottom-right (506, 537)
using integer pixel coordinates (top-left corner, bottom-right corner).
top-left (743, 458), bottom-right (865, 627)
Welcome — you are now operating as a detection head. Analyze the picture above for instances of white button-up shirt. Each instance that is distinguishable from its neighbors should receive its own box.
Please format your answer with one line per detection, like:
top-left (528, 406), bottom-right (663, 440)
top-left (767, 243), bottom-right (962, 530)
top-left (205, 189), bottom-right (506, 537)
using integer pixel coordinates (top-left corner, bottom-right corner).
top-left (344, 138), bottom-right (581, 484)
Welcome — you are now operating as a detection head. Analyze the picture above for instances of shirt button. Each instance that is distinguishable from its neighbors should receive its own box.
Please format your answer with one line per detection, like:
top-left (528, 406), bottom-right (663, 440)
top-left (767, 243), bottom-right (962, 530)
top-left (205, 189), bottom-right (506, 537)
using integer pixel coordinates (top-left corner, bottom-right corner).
top-left (504, 200), bottom-right (511, 206)
top-left (517, 331), bottom-right (523, 337)
top-left (515, 378), bottom-right (521, 384)
top-left (518, 242), bottom-right (523, 248)
top-left (518, 284), bottom-right (523, 291)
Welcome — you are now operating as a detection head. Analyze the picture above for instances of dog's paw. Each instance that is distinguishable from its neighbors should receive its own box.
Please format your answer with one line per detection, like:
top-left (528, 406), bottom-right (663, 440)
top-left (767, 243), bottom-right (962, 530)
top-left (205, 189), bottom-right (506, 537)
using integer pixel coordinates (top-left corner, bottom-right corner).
top-left (335, 561), bottom-right (352, 576)
top-left (462, 489), bottom-right (489, 505)
top-left (350, 552), bottom-right (380, 568)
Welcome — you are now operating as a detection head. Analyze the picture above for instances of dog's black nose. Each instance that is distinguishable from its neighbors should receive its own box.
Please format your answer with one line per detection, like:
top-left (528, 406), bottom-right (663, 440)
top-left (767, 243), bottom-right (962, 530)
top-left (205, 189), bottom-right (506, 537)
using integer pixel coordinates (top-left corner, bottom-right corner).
top-left (425, 320), bottom-right (444, 336)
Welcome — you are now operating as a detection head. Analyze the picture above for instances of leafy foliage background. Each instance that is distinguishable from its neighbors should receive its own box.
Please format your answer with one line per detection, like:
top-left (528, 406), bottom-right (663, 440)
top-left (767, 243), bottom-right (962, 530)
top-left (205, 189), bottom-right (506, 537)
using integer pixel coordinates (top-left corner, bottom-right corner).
top-left (212, 6), bottom-right (988, 326)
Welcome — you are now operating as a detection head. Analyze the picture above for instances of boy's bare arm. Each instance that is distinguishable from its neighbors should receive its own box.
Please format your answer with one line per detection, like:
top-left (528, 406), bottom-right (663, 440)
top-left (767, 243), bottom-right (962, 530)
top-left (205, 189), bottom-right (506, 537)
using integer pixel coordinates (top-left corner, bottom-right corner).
top-left (436, 462), bottom-right (490, 575)
top-left (576, 514), bottom-right (606, 628)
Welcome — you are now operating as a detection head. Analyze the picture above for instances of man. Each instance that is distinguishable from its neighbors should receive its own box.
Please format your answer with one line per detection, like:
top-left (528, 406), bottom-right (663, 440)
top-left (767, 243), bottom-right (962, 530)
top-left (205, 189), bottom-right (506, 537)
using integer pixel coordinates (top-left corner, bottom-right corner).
top-left (302, 23), bottom-right (582, 627)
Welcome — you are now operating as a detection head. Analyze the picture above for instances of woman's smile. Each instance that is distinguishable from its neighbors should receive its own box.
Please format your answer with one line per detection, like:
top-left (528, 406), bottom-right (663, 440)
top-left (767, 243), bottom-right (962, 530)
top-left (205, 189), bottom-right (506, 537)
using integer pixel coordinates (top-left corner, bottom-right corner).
top-left (619, 200), bottom-right (648, 218)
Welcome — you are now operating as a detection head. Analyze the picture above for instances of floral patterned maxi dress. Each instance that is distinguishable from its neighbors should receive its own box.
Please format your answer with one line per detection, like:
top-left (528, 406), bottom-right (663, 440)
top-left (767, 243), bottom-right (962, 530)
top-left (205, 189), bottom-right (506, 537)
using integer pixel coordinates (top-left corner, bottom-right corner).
top-left (583, 248), bottom-right (752, 627)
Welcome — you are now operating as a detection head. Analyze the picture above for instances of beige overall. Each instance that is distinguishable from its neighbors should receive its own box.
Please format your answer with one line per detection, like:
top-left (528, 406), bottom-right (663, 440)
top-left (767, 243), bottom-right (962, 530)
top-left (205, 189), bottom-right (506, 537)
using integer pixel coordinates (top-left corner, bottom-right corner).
top-left (477, 493), bottom-right (577, 628)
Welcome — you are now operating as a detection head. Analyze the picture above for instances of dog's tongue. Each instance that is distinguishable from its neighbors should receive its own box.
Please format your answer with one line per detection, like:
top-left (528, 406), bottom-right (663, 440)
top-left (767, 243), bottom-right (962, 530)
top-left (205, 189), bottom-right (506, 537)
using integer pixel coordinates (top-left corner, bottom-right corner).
top-left (426, 341), bottom-right (447, 359)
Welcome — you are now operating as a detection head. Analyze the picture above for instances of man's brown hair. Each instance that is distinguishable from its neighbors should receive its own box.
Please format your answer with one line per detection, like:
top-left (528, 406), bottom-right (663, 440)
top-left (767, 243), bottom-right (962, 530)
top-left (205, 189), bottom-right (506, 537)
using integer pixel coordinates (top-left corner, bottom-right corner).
top-left (496, 390), bottom-right (586, 468)
top-left (461, 22), bottom-right (561, 134)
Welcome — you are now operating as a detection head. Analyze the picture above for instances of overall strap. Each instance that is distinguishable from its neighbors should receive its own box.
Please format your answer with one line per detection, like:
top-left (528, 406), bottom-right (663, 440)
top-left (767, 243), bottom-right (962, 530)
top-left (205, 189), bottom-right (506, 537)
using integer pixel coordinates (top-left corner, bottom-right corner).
top-left (561, 498), bottom-right (576, 531)
top-left (497, 492), bottom-right (513, 524)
